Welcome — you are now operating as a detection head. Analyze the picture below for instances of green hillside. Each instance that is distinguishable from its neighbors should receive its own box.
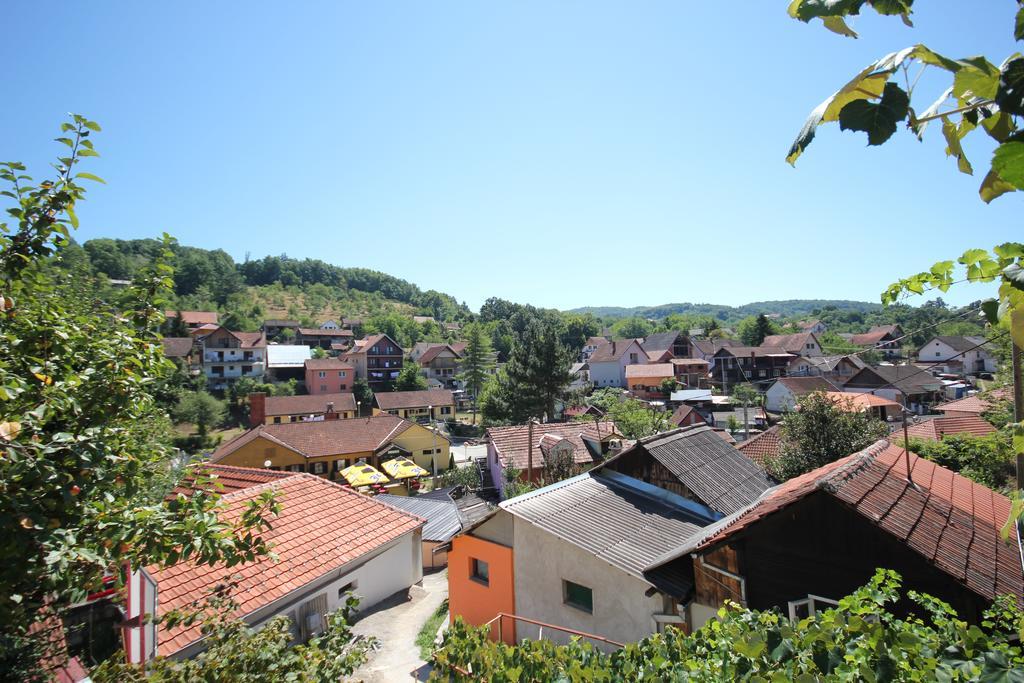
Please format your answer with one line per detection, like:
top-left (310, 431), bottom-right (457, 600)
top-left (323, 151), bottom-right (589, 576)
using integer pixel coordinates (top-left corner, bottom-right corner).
top-left (568, 299), bottom-right (882, 324)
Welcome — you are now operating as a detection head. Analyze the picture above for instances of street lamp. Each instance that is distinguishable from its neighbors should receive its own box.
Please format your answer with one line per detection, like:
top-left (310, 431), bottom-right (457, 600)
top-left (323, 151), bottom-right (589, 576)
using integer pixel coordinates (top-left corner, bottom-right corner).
top-left (428, 405), bottom-right (438, 484)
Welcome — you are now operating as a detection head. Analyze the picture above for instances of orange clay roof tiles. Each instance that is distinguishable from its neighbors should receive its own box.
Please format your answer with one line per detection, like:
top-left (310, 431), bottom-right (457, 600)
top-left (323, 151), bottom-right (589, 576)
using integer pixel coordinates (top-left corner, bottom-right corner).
top-left (152, 468), bottom-right (423, 656)
top-left (905, 415), bottom-right (997, 441)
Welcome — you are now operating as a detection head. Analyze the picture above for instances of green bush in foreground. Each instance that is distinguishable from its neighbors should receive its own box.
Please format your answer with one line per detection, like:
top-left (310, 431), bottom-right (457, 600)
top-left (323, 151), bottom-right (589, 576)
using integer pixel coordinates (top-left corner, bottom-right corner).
top-left (431, 570), bottom-right (1024, 681)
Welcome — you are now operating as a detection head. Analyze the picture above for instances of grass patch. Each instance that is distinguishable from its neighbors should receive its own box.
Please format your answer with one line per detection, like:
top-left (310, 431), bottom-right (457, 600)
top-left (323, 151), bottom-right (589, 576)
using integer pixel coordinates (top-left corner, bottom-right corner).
top-left (416, 597), bottom-right (449, 660)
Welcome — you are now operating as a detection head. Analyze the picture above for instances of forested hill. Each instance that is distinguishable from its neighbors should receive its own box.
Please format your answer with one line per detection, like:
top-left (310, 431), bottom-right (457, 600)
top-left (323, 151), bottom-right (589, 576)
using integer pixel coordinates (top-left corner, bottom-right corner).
top-left (568, 299), bottom-right (882, 323)
top-left (75, 238), bottom-right (472, 329)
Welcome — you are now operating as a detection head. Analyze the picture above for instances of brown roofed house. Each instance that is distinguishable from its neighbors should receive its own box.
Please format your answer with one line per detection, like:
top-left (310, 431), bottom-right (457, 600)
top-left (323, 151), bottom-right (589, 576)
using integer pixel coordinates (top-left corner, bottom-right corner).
top-left (648, 440), bottom-right (1024, 631)
top-left (249, 391), bottom-right (358, 426)
top-left (211, 414), bottom-right (451, 479)
top-left (304, 358), bottom-right (355, 395)
top-left (904, 415), bottom-right (997, 442)
top-left (373, 388), bottom-right (456, 422)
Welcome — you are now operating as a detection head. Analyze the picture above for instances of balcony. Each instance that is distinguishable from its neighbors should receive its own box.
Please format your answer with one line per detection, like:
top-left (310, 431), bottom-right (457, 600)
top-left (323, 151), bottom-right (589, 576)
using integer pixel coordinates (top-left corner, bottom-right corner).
top-left (204, 351), bottom-right (263, 364)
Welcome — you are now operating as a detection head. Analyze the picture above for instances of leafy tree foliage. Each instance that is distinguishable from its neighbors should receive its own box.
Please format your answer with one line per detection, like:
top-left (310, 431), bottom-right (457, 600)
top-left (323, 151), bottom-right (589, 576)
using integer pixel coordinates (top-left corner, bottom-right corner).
top-left (611, 316), bottom-right (653, 339)
top-left (586, 389), bottom-right (668, 439)
top-left (501, 465), bottom-right (535, 499)
top-left (904, 433), bottom-right (1014, 491)
top-left (481, 320), bottom-right (573, 424)
top-left (172, 391), bottom-right (228, 435)
top-left (432, 570), bottom-right (1024, 681)
top-left (352, 378), bottom-right (374, 413)
top-left (93, 588), bottom-right (372, 682)
top-left (738, 314), bottom-right (779, 346)
top-left (0, 118), bottom-right (277, 676)
top-left (786, 2), bottom-right (1024, 204)
top-left (769, 392), bottom-right (890, 480)
top-left (395, 362), bottom-right (428, 391)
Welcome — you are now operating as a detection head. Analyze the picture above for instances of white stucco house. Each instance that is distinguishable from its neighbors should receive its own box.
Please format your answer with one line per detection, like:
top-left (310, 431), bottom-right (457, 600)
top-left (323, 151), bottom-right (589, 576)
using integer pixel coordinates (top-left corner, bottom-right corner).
top-left (126, 466), bottom-right (424, 661)
top-left (587, 339), bottom-right (648, 388)
top-left (917, 336), bottom-right (997, 375)
top-left (764, 376), bottom-right (839, 413)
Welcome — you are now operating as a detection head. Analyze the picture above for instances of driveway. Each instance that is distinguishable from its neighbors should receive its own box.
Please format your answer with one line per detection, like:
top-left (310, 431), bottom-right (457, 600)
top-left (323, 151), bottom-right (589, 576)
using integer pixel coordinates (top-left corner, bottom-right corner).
top-left (350, 568), bottom-right (448, 682)
top-left (449, 443), bottom-right (487, 466)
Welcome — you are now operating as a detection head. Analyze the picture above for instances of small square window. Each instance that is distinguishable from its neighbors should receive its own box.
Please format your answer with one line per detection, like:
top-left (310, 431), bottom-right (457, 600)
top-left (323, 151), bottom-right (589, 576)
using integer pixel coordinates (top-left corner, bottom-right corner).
top-left (471, 558), bottom-right (489, 585)
top-left (563, 580), bottom-right (593, 613)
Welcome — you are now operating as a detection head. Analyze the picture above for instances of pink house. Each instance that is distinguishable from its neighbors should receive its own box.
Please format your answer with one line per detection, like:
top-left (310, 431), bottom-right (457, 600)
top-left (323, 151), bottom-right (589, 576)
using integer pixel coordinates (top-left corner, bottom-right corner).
top-left (303, 358), bottom-right (354, 395)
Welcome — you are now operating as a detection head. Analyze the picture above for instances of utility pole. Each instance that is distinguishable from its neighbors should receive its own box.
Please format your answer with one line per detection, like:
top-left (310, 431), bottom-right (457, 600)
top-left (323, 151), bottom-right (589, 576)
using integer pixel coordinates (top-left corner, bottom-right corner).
top-left (527, 418), bottom-right (535, 485)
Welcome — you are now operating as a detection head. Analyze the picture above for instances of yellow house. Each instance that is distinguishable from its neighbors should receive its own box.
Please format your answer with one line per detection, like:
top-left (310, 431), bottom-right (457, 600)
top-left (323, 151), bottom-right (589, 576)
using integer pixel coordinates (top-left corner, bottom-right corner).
top-left (210, 414), bottom-right (451, 480)
top-left (372, 389), bottom-right (455, 423)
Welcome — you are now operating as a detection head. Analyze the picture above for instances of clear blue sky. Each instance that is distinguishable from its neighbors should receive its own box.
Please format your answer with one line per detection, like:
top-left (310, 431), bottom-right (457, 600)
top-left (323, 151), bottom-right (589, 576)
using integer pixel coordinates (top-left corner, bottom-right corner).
top-left (1, 1), bottom-right (1017, 312)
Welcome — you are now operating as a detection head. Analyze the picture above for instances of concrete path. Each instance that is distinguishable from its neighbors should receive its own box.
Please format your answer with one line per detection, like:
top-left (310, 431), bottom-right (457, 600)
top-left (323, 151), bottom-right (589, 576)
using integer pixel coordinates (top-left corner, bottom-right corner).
top-left (449, 443), bottom-right (487, 466)
top-left (350, 569), bottom-right (448, 682)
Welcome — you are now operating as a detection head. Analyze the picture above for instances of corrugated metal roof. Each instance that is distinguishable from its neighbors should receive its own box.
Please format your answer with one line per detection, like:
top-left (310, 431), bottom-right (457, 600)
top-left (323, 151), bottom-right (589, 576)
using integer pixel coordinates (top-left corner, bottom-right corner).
top-left (265, 344), bottom-right (312, 368)
top-left (619, 426), bottom-right (774, 515)
top-left (376, 494), bottom-right (463, 542)
top-left (500, 472), bottom-right (706, 598)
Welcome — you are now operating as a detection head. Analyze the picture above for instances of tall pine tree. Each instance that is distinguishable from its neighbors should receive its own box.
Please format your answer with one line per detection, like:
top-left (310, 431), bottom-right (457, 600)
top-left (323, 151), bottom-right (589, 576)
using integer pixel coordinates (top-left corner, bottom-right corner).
top-left (488, 320), bottom-right (573, 423)
top-left (458, 324), bottom-right (494, 424)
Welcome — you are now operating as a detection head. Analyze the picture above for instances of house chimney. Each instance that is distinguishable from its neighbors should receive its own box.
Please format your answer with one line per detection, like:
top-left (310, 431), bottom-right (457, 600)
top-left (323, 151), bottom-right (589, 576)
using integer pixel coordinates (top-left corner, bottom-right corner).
top-left (249, 392), bottom-right (267, 427)
top-left (325, 401), bottom-right (339, 421)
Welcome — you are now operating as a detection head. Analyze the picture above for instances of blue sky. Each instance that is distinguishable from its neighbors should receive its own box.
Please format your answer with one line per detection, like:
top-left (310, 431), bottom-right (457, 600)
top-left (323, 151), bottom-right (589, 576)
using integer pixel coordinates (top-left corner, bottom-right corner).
top-left (1, 1), bottom-right (1017, 311)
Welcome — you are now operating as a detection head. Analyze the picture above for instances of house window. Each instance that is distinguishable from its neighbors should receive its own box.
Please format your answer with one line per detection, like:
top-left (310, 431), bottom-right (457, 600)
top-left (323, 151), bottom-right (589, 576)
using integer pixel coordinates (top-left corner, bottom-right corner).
top-left (787, 594), bottom-right (839, 620)
top-left (441, 406), bottom-right (452, 415)
top-left (422, 449), bottom-right (433, 456)
top-left (288, 464), bottom-right (305, 472)
top-left (320, 385), bottom-right (327, 392)
top-left (471, 558), bottom-right (489, 586)
top-left (563, 580), bottom-right (593, 613)
top-left (319, 371), bottom-right (326, 379)
top-left (310, 462), bottom-right (327, 474)
top-left (338, 371), bottom-right (346, 378)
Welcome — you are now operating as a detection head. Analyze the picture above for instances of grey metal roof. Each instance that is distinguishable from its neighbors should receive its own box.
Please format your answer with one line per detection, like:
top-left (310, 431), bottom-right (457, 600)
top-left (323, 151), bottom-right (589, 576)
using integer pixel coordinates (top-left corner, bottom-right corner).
top-left (500, 471), bottom-right (706, 598)
top-left (376, 494), bottom-right (462, 543)
top-left (625, 426), bottom-right (774, 516)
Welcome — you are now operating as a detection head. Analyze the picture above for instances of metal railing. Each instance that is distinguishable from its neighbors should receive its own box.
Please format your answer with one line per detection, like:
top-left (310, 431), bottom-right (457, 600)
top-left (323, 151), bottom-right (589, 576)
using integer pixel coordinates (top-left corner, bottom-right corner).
top-left (482, 612), bottom-right (625, 648)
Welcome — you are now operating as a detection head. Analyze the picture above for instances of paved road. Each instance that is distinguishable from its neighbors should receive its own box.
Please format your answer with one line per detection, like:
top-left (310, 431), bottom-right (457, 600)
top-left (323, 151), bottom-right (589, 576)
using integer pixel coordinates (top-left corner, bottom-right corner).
top-left (449, 443), bottom-right (487, 466)
top-left (350, 569), bottom-right (448, 682)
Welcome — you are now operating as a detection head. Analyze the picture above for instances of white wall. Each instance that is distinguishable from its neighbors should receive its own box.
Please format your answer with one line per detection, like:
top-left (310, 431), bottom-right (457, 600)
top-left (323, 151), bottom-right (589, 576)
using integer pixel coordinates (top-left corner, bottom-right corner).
top-left (764, 383), bottom-right (796, 413)
top-left (511, 516), bottom-right (666, 647)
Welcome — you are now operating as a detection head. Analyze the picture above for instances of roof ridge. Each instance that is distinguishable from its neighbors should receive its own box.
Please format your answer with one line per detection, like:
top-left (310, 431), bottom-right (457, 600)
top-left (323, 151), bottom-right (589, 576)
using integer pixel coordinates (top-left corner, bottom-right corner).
top-left (817, 439), bottom-right (891, 493)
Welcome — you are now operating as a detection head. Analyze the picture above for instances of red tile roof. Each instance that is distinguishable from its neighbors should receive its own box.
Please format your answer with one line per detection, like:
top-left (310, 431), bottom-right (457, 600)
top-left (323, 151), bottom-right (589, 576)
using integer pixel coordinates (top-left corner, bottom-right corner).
top-left (264, 392), bottom-right (357, 417)
top-left (905, 415), bottom-right (997, 441)
top-left (303, 358), bottom-right (354, 371)
top-left (212, 415), bottom-right (417, 461)
top-left (761, 332), bottom-right (819, 355)
top-left (151, 469), bottom-right (424, 656)
top-left (668, 404), bottom-right (706, 428)
top-left (737, 425), bottom-right (783, 467)
top-left (850, 325), bottom-right (902, 346)
top-left (697, 441), bottom-right (1024, 603)
top-left (164, 310), bottom-right (219, 325)
top-left (588, 339), bottom-right (647, 364)
top-left (823, 391), bottom-right (902, 411)
top-left (773, 376), bottom-right (840, 395)
top-left (625, 363), bottom-right (676, 379)
top-left (169, 464), bottom-right (293, 498)
top-left (418, 344), bottom-right (461, 365)
top-left (161, 337), bottom-right (193, 358)
top-left (935, 395), bottom-right (993, 415)
top-left (374, 389), bottom-right (455, 411)
top-left (487, 421), bottom-right (621, 470)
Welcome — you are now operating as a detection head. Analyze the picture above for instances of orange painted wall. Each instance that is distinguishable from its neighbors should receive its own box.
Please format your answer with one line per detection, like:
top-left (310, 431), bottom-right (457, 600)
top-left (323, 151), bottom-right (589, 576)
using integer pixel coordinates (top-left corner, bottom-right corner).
top-left (448, 534), bottom-right (515, 644)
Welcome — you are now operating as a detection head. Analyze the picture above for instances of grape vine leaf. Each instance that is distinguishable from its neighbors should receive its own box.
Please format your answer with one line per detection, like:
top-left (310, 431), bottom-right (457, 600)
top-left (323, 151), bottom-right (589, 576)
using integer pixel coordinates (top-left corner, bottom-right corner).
top-left (838, 82), bottom-right (910, 145)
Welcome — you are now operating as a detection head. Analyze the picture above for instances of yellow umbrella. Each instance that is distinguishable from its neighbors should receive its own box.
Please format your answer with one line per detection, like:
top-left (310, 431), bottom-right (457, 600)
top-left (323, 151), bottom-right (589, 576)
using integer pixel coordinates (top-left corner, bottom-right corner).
top-left (340, 463), bottom-right (390, 487)
top-left (381, 457), bottom-right (430, 480)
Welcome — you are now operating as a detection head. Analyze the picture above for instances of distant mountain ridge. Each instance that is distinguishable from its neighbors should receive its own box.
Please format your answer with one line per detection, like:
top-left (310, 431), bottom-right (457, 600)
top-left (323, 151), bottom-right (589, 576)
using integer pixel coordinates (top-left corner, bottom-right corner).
top-left (566, 299), bottom-right (882, 322)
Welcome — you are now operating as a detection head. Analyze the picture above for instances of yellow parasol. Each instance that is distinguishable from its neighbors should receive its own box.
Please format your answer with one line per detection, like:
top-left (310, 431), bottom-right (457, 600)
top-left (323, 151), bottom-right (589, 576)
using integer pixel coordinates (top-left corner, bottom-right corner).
top-left (381, 457), bottom-right (430, 480)
top-left (340, 463), bottom-right (390, 487)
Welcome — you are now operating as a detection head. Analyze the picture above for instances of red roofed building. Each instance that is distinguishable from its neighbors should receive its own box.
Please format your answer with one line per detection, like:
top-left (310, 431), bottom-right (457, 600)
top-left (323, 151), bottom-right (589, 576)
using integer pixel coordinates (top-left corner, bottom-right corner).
top-left (849, 324), bottom-right (904, 359)
top-left (164, 310), bottom-right (219, 329)
top-left (486, 421), bottom-right (623, 497)
top-left (131, 466), bottom-right (425, 660)
top-left (304, 358), bottom-right (354, 395)
top-left (197, 326), bottom-right (267, 389)
top-left (905, 415), bottom-right (997, 442)
top-left (736, 424), bottom-right (783, 467)
top-left (646, 440), bottom-right (1024, 630)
